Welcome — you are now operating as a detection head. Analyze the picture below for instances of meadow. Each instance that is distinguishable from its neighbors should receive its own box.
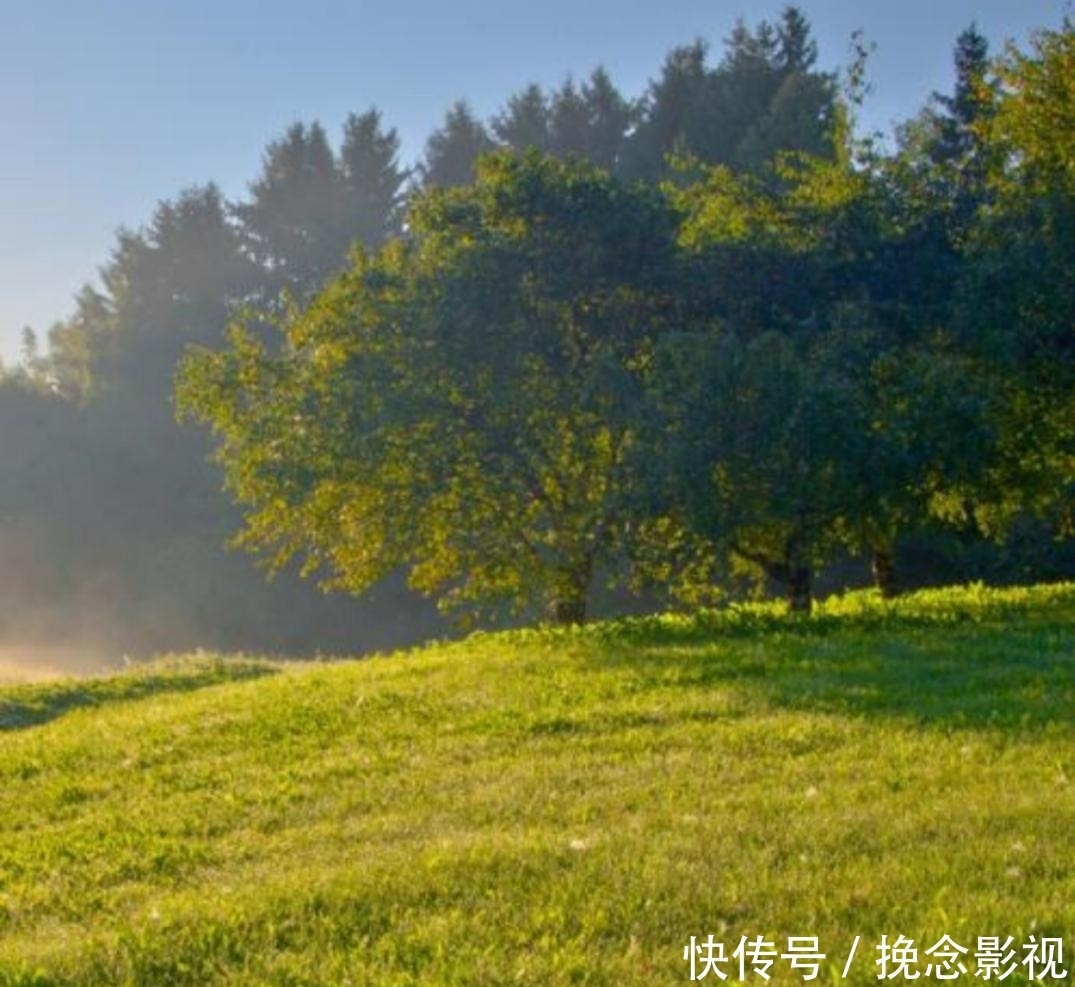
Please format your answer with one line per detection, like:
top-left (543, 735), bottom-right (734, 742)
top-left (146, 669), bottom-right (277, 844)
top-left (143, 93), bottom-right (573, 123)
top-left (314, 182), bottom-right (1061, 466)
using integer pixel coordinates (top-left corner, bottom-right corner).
top-left (0, 583), bottom-right (1073, 985)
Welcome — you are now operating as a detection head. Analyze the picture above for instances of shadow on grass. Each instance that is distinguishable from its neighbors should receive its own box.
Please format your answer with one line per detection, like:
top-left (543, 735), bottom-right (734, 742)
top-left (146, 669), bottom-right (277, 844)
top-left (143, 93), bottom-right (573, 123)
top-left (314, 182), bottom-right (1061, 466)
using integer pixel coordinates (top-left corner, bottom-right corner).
top-left (0, 657), bottom-right (279, 733)
top-left (584, 587), bottom-right (1075, 733)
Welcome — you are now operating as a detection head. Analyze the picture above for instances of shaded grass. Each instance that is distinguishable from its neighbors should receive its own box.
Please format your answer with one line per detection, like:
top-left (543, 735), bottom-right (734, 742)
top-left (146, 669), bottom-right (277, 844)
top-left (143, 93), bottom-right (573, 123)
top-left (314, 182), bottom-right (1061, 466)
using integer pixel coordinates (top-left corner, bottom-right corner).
top-left (0, 656), bottom-right (278, 732)
top-left (0, 584), bottom-right (1073, 985)
top-left (590, 619), bottom-right (1075, 731)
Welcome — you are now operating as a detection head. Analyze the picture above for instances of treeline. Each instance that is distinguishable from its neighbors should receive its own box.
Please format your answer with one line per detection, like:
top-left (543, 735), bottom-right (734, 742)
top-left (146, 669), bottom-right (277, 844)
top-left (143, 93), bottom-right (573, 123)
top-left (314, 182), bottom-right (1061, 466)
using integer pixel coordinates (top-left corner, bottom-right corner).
top-left (3, 11), bottom-right (1073, 647)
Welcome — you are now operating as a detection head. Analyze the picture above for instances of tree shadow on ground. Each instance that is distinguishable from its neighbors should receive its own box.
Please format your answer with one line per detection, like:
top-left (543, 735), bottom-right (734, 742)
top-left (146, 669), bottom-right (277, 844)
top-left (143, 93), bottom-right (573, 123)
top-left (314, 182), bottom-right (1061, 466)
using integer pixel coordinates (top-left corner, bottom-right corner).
top-left (584, 599), bottom-right (1075, 733)
top-left (0, 657), bottom-right (279, 732)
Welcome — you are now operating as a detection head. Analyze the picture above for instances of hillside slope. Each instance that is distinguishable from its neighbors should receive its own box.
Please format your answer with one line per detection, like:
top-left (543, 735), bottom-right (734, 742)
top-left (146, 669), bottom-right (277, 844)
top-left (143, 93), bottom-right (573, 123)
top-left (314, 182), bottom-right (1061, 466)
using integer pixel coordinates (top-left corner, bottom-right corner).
top-left (1, 585), bottom-right (1074, 985)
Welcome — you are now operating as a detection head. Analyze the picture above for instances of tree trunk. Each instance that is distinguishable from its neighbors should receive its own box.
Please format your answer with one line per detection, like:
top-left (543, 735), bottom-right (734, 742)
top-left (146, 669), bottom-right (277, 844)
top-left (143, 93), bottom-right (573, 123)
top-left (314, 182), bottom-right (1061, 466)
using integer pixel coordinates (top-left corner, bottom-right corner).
top-left (785, 525), bottom-right (812, 615)
top-left (872, 543), bottom-right (899, 599)
top-left (550, 594), bottom-right (588, 626)
top-left (755, 548), bottom-right (813, 616)
top-left (787, 563), bottom-right (813, 614)
top-left (547, 557), bottom-right (592, 626)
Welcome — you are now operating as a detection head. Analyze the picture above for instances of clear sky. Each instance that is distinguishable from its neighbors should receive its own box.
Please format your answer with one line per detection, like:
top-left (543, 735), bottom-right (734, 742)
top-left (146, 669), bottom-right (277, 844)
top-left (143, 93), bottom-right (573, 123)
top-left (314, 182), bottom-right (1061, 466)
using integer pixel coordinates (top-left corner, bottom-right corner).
top-left (0, 0), bottom-right (1068, 362)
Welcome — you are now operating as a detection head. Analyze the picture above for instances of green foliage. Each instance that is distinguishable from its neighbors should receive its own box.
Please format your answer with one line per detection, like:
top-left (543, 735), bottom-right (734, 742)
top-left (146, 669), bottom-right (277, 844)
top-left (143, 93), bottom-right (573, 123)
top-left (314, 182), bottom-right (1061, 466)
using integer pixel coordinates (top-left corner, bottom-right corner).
top-left (0, 112), bottom-right (433, 657)
top-left (177, 14), bottom-right (1075, 621)
top-left (653, 325), bottom-right (874, 608)
top-left (898, 25), bottom-right (994, 173)
top-left (966, 19), bottom-right (1075, 373)
top-left (492, 70), bottom-right (636, 169)
top-left (576, 67), bottom-right (637, 171)
top-left (6, 12), bottom-right (1075, 651)
top-left (235, 122), bottom-right (343, 299)
top-left (179, 153), bottom-right (684, 624)
top-left (952, 21), bottom-right (1075, 536)
top-left (237, 115), bottom-right (407, 303)
top-left (659, 150), bottom-right (983, 609)
top-left (986, 21), bottom-right (1075, 202)
top-left (623, 7), bottom-right (837, 180)
top-left (338, 108), bottom-right (410, 249)
top-left (492, 83), bottom-right (552, 152)
top-left (419, 101), bottom-right (494, 188)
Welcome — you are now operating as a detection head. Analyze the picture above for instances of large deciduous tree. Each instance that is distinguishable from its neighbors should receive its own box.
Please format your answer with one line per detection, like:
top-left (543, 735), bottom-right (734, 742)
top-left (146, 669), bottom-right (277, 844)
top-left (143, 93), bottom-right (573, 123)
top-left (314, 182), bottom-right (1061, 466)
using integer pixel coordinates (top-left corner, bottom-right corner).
top-left (659, 131), bottom-right (1003, 610)
top-left (957, 20), bottom-right (1075, 536)
top-left (178, 152), bottom-right (683, 625)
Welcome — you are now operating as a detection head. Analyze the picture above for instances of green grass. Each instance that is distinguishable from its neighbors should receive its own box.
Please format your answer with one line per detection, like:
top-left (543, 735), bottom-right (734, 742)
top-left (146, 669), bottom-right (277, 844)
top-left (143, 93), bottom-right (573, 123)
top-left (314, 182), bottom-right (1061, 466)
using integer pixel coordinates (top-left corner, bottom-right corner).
top-left (1, 583), bottom-right (1074, 985)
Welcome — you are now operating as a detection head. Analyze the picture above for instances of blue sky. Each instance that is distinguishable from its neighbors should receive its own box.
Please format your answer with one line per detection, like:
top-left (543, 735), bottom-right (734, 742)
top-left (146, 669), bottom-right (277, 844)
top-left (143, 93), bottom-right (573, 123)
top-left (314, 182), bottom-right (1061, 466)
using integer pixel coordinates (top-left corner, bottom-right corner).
top-left (0, 0), bottom-right (1068, 361)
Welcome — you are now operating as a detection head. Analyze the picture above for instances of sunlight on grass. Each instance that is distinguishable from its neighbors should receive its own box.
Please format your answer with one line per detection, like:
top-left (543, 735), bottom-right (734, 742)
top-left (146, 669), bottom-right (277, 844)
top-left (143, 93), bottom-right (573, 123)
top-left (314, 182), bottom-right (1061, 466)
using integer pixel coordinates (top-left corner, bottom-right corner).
top-left (0, 584), bottom-right (1072, 984)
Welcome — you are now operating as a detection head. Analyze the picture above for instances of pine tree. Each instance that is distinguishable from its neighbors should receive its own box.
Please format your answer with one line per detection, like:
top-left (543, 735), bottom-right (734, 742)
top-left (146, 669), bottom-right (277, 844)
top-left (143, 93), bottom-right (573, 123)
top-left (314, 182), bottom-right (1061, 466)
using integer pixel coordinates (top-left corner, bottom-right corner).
top-left (493, 70), bottom-right (633, 172)
top-left (579, 67), bottom-right (635, 172)
top-left (930, 25), bottom-right (992, 166)
top-left (622, 41), bottom-right (709, 179)
top-left (420, 102), bottom-right (494, 188)
top-left (548, 78), bottom-right (591, 158)
top-left (236, 121), bottom-right (346, 300)
top-left (492, 84), bottom-right (551, 153)
top-left (339, 109), bottom-right (409, 248)
top-left (623, 8), bottom-right (834, 180)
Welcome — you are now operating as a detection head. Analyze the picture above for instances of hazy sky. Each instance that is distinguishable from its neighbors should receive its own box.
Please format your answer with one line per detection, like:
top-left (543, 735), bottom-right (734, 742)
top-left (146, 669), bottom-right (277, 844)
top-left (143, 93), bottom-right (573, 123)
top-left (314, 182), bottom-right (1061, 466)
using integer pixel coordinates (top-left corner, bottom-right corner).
top-left (0, 0), bottom-right (1068, 361)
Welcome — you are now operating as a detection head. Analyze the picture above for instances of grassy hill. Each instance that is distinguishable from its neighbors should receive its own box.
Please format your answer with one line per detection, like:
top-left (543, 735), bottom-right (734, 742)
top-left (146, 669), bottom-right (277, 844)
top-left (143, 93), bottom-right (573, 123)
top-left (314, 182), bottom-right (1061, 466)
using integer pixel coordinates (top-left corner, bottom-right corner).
top-left (1, 584), bottom-right (1074, 985)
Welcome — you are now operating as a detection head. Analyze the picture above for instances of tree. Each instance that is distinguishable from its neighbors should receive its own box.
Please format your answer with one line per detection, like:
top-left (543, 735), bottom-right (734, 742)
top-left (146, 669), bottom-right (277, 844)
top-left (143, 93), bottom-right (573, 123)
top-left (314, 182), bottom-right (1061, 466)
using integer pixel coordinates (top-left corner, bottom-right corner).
top-left (622, 40), bottom-right (709, 180)
top-left (622, 7), bottom-right (836, 180)
top-left (579, 68), bottom-right (635, 172)
top-left (652, 160), bottom-right (856, 611)
top-left (956, 20), bottom-right (1075, 536)
top-left (233, 113), bottom-right (407, 304)
top-left (931, 25), bottom-right (993, 166)
top-left (708, 7), bottom-right (836, 172)
top-left (657, 125), bottom-right (1006, 610)
top-left (104, 186), bottom-right (256, 389)
top-left (339, 108), bottom-right (409, 249)
top-left (419, 101), bottom-right (494, 188)
top-left (896, 25), bottom-right (995, 241)
top-left (492, 84), bottom-right (551, 154)
top-left (776, 5), bottom-right (817, 73)
top-left (548, 78), bottom-right (591, 158)
top-left (0, 374), bottom-right (94, 622)
top-left (235, 122), bottom-right (346, 301)
top-left (45, 285), bottom-right (110, 401)
top-left (178, 152), bottom-right (683, 625)
top-left (492, 70), bottom-right (635, 173)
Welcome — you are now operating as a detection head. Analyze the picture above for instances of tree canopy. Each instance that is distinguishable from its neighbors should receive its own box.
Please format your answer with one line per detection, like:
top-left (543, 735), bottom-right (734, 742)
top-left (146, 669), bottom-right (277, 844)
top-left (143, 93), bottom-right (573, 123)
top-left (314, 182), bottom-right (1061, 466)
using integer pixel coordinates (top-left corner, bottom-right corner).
top-left (4, 11), bottom-right (1074, 646)
top-left (179, 153), bottom-right (683, 624)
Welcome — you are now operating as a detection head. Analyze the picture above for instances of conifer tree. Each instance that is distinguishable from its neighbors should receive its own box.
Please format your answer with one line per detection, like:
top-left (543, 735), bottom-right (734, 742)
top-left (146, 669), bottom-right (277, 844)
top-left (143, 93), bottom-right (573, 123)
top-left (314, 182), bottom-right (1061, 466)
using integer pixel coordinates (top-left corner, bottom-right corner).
top-left (236, 121), bottom-right (345, 300)
top-left (492, 84), bottom-right (551, 153)
top-left (339, 109), bottom-right (409, 248)
top-left (420, 101), bottom-right (494, 188)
